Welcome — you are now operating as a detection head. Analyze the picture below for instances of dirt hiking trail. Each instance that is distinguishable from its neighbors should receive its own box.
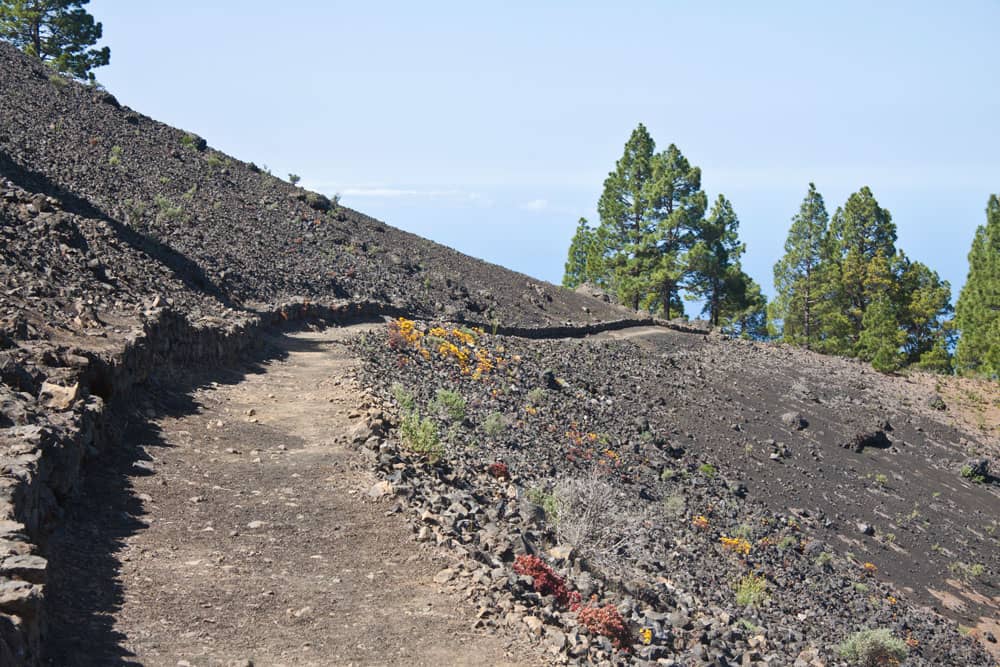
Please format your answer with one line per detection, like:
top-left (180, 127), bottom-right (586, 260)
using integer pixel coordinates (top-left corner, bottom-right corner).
top-left (43, 325), bottom-right (544, 666)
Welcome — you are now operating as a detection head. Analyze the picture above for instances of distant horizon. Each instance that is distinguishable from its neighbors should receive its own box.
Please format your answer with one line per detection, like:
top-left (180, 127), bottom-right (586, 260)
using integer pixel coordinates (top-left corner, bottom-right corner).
top-left (85, 1), bottom-right (1000, 315)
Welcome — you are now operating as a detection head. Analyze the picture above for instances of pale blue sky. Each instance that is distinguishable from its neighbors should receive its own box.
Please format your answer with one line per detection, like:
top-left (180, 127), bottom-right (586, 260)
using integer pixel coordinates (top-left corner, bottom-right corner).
top-left (87, 1), bottom-right (999, 311)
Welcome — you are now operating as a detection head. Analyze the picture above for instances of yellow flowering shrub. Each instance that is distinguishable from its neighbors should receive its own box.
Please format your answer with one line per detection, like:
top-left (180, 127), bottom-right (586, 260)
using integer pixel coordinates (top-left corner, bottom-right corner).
top-left (720, 536), bottom-right (752, 555)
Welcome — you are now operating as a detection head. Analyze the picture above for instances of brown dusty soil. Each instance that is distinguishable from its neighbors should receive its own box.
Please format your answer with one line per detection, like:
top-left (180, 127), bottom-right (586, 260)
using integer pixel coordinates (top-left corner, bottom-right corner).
top-left (43, 325), bottom-right (547, 666)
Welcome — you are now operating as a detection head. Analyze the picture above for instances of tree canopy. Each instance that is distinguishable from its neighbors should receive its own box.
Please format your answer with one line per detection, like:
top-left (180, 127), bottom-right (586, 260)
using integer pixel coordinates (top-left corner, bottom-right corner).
top-left (564, 124), bottom-right (759, 327)
top-left (955, 195), bottom-right (1000, 379)
top-left (771, 184), bottom-right (954, 372)
top-left (0, 0), bottom-right (109, 80)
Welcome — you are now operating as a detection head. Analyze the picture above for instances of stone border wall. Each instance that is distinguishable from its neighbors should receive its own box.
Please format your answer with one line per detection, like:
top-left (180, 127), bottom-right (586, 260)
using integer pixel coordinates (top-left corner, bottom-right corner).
top-left (0, 300), bottom-right (687, 664)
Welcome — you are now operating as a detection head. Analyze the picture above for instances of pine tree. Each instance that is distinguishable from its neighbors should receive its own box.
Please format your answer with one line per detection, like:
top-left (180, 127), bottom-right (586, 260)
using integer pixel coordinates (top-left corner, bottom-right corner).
top-left (563, 218), bottom-right (605, 289)
top-left (955, 195), bottom-right (1000, 378)
top-left (595, 124), bottom-right (661, 310)
top-left (721, 272), bottom-right (768, 340)
top-left (687, 194), bottom-right (743, 326)
top-left (584, 125), bottom-right (706, 316)
top-left (823, 187), bottom-right (897, 353)
top-left (858, 296), bottom-right (904, 372)
top-left (646, 144), bottom-right (706, 319)
top-left (896, 257), bottom-right (953, 369)
top-left (770, 183), bottom-right (828, 348)
top-left (0, 0), bottom-right (109, 80)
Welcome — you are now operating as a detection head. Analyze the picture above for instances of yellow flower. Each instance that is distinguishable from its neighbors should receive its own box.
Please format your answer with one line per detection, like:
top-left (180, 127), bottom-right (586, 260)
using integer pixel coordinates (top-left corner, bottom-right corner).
top-left (639, 627), bottom-right (652, 645)
top-left (692, 515), bottom-right (710, 529)
top-left (720, 536), bottom-right (752, 555)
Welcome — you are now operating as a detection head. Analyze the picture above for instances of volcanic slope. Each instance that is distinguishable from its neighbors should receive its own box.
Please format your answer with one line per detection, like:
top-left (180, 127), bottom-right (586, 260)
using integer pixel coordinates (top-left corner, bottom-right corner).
top-left (353, 319), bottom-right (999, 665)
top-left (0, 41), bottom-right (630, 328)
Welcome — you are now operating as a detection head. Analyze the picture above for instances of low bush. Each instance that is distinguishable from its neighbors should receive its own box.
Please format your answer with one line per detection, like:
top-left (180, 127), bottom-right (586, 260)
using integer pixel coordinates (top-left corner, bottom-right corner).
top-left (836, 628), bottom-right (908, 666)
top-left (400, 411), bottom-right (443, 461)
top-left (512, 554), bottom-right (580, 607)
top-left (483, 412), bottom-right (506, 437)
top-left (576, 604), bottom-right (631, 649)
top-left (733, 574), bottom-right (768, 607)
top-left (432, 388), bottom-right (466, 423)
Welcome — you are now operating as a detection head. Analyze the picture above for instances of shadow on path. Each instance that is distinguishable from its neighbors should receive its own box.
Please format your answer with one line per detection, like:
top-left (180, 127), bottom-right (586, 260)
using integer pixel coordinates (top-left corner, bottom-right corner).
top-left (41, 332), bottom-right (330, 665)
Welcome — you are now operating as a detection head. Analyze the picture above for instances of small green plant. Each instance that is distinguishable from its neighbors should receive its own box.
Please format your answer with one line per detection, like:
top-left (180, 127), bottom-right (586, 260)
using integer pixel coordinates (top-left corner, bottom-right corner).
top-left (814, 552), bottom-right (833, 568)
top-left (206, 153), bottom-right (225, 169)
top-left (660, 468), bottom-right (677, 481)
top-left (874, 473), bottom-right (888, 486)
top-left (153, 195), bottom-right (184, 223)
top-left (960, 465), bottom-right (986, 483)
top-left (527, 487), bottom-right (558, 519)
top-left (698, 463), bottom-right (717, 478)
top-left (289, 173), bottom-right (301, 186)
top-left (777, 535), bottom-right (797, 550)
top-left (48, 73), bottom-right (69, 87)
top-left (884, 533), bottom-right (896, 544)
top-left (733, 523), bottom-right (754, 539)
top-left (958, 624), bottom-right (974, 636)
top-left (663, 493), bottom-right (685, 517)
top-left (733, 574), bottom-right (768, 607)
top-left (390, 382), bottom-right (415, 412)
top-left (400, 411), bottom-right (443, 461)
top-left (180, 132), bottom-right (205, 151)
top-left (853, 582), bottom-right (869, 593)
top-left (526, 388), bottom-right (547, 405)
top-left (483, 412), bottom-right (505, 437)
top-left (836, 628), bottom-right (908, 666)
top-left (948, 561), bottom-right (986, 583)
top-left (432, 389), bottom-right (466, 423)
top-left (108, 145), bottom-right (122, 167)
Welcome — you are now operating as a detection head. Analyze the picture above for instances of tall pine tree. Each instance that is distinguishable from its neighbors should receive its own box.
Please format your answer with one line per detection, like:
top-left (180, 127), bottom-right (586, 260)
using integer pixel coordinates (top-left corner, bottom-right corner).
top-left (687, 195), bottom-right (744, 326)
top-left (563, 218), bottom-right (605, 289)
top-left (594, 124), bottom-right (661, 310)
top-left (821, 187), bottom-right (897, 354)
top-left (770, 183), bottom-right (828, 348)
top-left (955, 195), bottom-right (1000, 379)
top-left (646, 144), bottom-right (706, 318)
top-left (0, 0), bottom-right (109, 81)
top-left (566, 124), bottom-right (707, 316)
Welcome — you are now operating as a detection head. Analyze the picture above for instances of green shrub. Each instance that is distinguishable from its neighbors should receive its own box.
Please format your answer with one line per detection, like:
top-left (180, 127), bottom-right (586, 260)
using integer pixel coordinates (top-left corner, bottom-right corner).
top-left (698, 463), bottom-right (716, 478)
top-left (663, 494), bottom-right (685, 518)
top-left (483, 412), bottom-right (506, 437)
top-left (180, 132), bottom-right (206, 151)
top-left (153, 195), bottom-right (184, 223)
top-left (390, 382), bottom-right (415, 412)
top-left (206, 153), bottom-right (225, 169)
top-left (874, 473), bottom-right (888, 486)
top-left (432, 389), bottom-right (466, 422)
top-left (527, 487), bottom-right (558, 519)
top-left (108, 145), bottom-right (122, 167)
top-left (733, 574), bottom-right (768, 607)
top-left (948, 561), bottom-right (986, 583)
top-left (836, 628), bottom-right (908, 666)
top-left (526, 388), bottom-right (547, 405)
top-left (960, 465), bottom-right (986, 483)
top-left (400, 411), bottom-right (443, 461)
top-left (289, 173), bottom-right (301, 185)
top-left (814, 552), bottom-right (833, 568)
